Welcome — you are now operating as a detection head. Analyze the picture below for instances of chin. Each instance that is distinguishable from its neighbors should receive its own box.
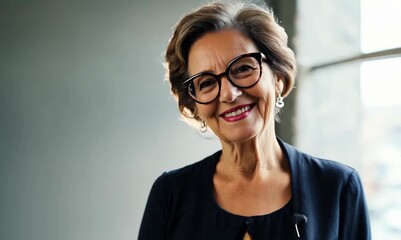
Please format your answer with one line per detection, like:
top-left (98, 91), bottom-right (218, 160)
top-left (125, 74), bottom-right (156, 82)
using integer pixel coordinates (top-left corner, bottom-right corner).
top-left (221, 128), bottom-right (261, 144)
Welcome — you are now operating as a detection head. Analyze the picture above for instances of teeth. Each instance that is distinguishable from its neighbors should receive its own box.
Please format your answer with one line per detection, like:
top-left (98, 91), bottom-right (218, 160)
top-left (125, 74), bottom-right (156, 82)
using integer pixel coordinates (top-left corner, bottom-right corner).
top-left (224, 106), bottom-right (250, 117)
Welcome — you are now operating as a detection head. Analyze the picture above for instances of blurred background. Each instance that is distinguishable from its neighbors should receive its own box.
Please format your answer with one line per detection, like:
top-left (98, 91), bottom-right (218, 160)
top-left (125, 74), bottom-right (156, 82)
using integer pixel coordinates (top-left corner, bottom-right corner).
top-left (1, 0), bottom-right (400, 239)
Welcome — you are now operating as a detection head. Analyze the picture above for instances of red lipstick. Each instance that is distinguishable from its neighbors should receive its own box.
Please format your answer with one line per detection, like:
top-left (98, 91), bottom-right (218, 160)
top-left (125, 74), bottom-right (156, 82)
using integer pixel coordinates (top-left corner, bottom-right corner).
top-left (219, 104), bottom-right (255, 122)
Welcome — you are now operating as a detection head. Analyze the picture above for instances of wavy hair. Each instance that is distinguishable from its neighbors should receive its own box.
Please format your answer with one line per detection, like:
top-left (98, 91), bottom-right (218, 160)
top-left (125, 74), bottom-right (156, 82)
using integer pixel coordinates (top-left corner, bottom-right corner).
top-left (164, 1), bottom-right (296, 125)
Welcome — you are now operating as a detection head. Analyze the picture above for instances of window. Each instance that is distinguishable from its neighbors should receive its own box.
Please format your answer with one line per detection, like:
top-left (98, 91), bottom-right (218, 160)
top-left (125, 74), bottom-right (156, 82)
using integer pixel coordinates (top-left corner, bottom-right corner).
top-left (296, 0), bottom-right (401, 238)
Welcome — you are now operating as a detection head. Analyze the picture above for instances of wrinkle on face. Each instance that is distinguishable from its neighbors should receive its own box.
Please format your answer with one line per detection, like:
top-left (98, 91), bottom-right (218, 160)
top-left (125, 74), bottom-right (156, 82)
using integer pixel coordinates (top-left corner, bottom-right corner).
top-left (187, 29), bottom-right (279, 154)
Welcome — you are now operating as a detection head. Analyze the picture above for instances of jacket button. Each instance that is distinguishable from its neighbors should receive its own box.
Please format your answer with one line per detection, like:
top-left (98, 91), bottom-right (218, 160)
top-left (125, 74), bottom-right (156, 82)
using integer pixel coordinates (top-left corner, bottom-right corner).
top-left (245, 217), bottom-right (254, 227)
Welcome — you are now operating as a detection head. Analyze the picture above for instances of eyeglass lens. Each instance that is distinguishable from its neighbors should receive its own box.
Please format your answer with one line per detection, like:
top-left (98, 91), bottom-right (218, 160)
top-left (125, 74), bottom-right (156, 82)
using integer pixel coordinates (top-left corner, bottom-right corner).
top-left (188, 54), bottom-right (261, 104)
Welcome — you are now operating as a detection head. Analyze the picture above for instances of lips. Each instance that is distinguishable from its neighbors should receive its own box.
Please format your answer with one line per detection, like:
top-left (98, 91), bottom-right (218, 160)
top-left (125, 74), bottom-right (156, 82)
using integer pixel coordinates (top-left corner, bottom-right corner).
top-left (219, 104), bottom-right (255, 122)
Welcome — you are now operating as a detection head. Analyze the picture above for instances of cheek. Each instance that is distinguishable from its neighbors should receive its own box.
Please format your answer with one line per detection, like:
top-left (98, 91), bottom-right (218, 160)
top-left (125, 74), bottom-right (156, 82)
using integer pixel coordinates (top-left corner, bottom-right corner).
top-left (255, 81), bottom-right (276, 119)
top-left (258, 94), bottom-right (273, 120)
top-left (196, 103), bottom-right (217, 119)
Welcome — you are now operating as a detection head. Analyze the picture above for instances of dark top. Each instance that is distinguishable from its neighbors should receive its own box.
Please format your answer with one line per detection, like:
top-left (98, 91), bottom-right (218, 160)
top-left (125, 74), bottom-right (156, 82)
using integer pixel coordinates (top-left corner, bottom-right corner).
top-left (138, 139), bottom-right (371, 240)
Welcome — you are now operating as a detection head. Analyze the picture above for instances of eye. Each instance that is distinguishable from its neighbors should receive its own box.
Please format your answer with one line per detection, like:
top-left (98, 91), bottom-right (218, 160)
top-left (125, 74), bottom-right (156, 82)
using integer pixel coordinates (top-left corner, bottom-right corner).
top-left (199, 78), bottom-right (215, 89)
top-left (194, 76), bottom-right (218, 92)
top-left (231, 64), bottom-right (256, 78)
top-left (236, 65), bottom-right (255, 73)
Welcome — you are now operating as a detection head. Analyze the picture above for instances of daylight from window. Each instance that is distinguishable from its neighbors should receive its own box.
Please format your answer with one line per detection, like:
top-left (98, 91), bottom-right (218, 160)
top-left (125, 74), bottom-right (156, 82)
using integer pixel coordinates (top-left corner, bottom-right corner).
top-left (360, 0), bottom-right (401, 239)
top-left (360, 58), bottom-right (401, 108)
top-left (361, 0), bottom-right (401, 53)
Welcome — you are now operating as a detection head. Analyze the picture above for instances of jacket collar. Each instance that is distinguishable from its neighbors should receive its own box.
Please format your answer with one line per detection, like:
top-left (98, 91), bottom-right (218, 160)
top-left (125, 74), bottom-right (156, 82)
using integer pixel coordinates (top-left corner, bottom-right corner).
top-left (278, 138), bottom-right (310, 238)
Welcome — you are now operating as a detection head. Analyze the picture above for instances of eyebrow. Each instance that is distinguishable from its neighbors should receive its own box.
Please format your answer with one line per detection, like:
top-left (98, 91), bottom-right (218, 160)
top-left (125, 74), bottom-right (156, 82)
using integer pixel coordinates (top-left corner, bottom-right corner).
top-left (190, 69), bottom-right (216, 76)
top-left (188, 53), bottom-right (238, 76)
top-left (188, 60), bottom-right (231, 78)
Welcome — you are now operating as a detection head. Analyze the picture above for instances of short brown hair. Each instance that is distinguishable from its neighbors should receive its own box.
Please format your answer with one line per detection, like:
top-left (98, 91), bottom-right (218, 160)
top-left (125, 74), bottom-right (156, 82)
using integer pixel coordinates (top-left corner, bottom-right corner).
top-left (165, 1), bottom-right (296, 124)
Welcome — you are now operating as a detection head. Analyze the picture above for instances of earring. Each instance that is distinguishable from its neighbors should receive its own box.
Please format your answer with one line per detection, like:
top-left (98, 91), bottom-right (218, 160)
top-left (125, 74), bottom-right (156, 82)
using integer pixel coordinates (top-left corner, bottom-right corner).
top-left (276, 94), bottom-right (284, 108)
top-left (200, 121), bottom-right (207, 133)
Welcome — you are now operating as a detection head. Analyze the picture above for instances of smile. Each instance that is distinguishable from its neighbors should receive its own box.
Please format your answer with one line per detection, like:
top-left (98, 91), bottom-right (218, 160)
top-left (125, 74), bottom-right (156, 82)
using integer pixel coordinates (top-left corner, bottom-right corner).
top-left (220, 104), bottom-right (255, 122)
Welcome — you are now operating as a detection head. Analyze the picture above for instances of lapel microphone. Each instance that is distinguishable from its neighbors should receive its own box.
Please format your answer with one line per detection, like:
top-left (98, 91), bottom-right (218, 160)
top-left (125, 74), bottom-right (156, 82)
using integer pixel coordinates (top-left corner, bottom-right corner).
top-left (291, 214), bottom-right (308, 238)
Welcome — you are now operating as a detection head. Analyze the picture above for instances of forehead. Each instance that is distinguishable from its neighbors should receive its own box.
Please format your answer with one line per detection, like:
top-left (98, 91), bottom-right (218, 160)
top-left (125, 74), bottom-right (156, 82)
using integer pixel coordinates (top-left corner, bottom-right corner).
top-left (187, 30), bottom-right (259, 75)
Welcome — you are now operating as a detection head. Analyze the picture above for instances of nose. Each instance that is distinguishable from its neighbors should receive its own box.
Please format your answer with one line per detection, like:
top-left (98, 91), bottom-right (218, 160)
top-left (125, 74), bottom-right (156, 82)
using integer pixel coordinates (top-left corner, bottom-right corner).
top-left (219, 77), bottom-right (242, 103)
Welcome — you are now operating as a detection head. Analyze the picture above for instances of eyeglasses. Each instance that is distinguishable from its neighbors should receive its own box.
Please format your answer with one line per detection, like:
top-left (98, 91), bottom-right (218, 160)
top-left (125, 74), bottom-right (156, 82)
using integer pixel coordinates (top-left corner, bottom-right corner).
top-left (183, 52), bottom-right (266, 104)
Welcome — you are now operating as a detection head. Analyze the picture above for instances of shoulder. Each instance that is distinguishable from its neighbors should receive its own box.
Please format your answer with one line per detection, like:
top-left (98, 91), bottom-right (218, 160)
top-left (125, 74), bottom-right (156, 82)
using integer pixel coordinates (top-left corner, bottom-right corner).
top-left (280, 140), bottom-right (356, 185)
top-left (301, 150), bottom-right (354, 179)
top-left (164, 150), bottom-right (220, 179)
top-left (154, 150), bottom-right (221, 189)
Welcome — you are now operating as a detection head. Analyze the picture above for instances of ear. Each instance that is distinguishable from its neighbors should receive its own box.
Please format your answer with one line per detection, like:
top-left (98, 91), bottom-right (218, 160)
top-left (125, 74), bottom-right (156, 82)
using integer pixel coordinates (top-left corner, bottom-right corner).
top-left (275, 77), bottom-right (284, 97)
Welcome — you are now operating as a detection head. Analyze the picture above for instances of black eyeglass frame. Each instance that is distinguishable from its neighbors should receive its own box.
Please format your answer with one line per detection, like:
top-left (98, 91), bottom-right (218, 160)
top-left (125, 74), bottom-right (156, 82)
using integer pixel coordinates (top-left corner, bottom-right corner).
top-left (182, 52), bottom-right (266, 104)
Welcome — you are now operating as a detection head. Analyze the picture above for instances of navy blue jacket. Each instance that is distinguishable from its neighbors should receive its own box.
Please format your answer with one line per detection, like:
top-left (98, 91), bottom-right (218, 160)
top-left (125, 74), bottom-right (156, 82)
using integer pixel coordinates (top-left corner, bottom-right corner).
top-left (139, 140), bottom-right (371, 239)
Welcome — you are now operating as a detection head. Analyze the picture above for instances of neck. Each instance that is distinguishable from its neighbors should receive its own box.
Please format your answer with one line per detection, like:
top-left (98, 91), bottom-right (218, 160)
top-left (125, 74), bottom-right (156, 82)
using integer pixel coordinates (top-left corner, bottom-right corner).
top-left (218, 126), bottom-right (284, 180)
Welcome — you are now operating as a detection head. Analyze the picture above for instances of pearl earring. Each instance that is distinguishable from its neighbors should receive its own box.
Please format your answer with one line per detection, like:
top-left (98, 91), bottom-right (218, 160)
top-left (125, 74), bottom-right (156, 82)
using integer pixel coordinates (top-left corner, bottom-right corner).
top-left (200, 121), bottom-right (207, 133)
top-left (276, 93), bottom-right (284, 108)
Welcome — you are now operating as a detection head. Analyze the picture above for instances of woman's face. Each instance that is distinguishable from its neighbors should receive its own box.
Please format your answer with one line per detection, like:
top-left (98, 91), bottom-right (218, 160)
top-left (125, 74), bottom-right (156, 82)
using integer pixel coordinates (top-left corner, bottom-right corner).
top-left (187, 30), bottom-right (282, 143)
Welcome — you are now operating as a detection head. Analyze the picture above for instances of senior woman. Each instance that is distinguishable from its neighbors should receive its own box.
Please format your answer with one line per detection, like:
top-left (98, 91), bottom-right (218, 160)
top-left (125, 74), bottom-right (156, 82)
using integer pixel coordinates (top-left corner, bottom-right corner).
top-left (139, 2), bottom-right (370, 239)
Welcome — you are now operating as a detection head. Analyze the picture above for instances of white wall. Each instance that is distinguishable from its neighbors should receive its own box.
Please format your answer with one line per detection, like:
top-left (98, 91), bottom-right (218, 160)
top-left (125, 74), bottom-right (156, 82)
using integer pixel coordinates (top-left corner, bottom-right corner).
top-left (0, 1), bottom-right (225, 239)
